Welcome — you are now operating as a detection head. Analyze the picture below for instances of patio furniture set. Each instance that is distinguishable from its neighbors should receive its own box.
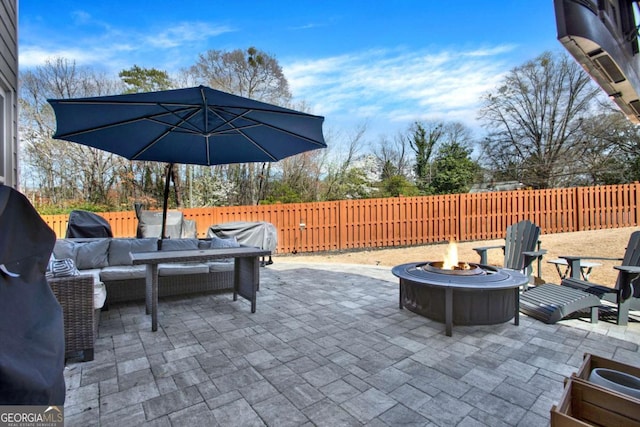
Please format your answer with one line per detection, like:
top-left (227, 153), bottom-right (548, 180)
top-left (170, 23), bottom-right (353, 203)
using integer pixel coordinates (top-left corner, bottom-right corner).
top-left (131, 245), bottom-right (269, 332)
top-left (475, 222), bottom-right (640, 327)
top-left (394, 220), bottom-right (640, 336)
top-left (52, 218), bottom-right (640, 362)
top-left (49, 236), bottom-right (267, 361)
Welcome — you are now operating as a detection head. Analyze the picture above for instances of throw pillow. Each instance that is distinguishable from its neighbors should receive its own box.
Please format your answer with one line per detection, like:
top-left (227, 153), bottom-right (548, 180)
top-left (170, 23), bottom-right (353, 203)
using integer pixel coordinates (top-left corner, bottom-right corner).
top-left (45, 253), bottom-right (56, 278)
top-left (48, 258), bottom-right (80, 278)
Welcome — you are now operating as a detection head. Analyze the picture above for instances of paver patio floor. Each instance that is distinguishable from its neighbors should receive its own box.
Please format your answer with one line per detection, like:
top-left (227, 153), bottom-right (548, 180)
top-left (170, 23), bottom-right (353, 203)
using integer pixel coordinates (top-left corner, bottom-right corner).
top-left (63, 262), bottom-right (640, 426)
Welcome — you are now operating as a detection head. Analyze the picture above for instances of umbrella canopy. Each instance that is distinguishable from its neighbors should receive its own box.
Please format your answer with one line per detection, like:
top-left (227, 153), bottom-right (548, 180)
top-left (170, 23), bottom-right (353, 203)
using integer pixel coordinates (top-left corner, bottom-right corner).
top-left (48, 85), bottom-right (326, 241)
top-left (49, 85), bottom-right (326, 166)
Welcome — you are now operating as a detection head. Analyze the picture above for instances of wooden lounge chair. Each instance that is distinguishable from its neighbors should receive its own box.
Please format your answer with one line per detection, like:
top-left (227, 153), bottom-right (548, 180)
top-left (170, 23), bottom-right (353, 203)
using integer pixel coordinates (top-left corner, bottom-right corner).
top-left (473, 220), bottom-right (547, 287)
top-left (558, 230), bottom-right (640, 325)
top-left (521, 230), bottom-right (640, 325)
top-left (519, 282), bottom-right (602, 324)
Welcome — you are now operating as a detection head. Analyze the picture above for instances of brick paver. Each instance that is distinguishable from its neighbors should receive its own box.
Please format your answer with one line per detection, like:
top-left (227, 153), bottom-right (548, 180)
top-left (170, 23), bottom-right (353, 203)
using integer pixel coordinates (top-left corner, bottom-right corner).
top-left (63, 263), bottom-right (640, 426)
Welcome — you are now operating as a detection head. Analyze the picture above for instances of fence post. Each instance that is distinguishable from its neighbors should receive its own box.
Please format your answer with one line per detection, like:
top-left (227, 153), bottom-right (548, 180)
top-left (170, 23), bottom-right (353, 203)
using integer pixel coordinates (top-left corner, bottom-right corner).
top-left (456, 193), bottom-right (463, 241)
top-left (635, 182), bottom-right (640, 226)
top-left (338, 200), bottom-right (347, 251)
top-left (575, 187), bottom-right (583, 232)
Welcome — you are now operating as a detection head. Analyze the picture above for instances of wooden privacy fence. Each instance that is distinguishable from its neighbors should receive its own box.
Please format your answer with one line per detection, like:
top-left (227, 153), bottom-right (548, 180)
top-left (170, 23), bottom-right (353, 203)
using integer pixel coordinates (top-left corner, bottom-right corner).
top-left (42, 183), bottom-right (640, 254)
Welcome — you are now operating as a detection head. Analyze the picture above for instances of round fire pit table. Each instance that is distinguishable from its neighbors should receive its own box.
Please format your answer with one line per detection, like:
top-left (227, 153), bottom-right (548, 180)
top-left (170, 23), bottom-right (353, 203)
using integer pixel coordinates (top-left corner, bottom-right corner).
top-left (392, 262), bottom-right (528, 336)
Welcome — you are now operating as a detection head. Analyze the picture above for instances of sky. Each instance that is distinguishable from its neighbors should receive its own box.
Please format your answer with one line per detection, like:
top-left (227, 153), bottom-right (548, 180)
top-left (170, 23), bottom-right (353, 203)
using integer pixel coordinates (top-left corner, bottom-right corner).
top-left (19, 1), bottom-right (562, 141)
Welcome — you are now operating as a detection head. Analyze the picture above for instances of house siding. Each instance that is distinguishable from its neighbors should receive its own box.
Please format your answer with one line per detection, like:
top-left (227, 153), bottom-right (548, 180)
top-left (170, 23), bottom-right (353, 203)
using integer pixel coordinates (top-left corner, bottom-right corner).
top-left (0, 0), bottom-right (18, 188)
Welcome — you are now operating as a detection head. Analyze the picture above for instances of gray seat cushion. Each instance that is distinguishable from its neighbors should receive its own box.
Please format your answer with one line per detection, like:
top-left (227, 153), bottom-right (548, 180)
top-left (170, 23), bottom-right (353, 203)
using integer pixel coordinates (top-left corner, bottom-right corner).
top-left (208, 261), bottom-right (234, 273)
top-left (158, 263), bottom-right (210, 276)
top-left (100, 265), bottom-right (147, 281)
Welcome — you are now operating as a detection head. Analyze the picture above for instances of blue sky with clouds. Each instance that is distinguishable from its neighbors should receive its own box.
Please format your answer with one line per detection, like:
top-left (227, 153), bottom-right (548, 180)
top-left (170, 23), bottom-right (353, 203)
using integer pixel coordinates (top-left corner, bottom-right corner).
top-left (19, 1), bottom-right (561, 138)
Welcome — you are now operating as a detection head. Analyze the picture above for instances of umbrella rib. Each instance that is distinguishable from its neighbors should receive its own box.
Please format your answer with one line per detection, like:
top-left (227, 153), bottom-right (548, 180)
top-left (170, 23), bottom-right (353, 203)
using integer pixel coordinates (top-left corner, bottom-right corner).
top-left (201, 87), bottom-right (211, 164)
top-left (204, 108), bottom-right (276, 161)
top-left (208, 107), bottom-right (326, 146)
top-left (131, 108), bottom-right (203, 160)
top-left (54, 106), bottom-right (202, 139)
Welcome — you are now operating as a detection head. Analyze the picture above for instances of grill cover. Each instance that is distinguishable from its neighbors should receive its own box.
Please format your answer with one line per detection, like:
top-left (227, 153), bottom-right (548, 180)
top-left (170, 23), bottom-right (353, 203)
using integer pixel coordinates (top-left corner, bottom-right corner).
top-left (66, 209), bottom-right (113, 238)
top-left (0, 185), bottom-right (65, 404)
top-left (207, 221), bottom-right (277, 252)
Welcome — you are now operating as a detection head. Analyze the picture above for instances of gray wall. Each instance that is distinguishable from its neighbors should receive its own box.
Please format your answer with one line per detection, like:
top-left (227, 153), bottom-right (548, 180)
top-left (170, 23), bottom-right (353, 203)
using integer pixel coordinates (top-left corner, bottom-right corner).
top-left (0, 0), bottom-right (18, 188)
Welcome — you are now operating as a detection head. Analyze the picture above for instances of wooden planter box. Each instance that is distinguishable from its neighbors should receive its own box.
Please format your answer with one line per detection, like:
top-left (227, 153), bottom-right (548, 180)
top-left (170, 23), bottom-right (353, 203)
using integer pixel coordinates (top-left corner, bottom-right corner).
top-left (573, 353), bottom-right (640, 385)
top-left (551, 378), bottom-right (640, 426)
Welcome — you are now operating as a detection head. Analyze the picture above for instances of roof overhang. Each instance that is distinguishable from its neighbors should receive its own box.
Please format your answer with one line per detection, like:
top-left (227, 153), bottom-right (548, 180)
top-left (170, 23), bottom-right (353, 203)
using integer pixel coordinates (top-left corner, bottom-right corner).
top-left (554, 0), bottom-right (640, 123)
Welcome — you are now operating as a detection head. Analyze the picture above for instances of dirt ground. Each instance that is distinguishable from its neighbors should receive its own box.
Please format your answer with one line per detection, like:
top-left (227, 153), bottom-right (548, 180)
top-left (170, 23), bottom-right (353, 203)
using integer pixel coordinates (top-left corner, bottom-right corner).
top-left (275, 226), bottom-right (640, 286)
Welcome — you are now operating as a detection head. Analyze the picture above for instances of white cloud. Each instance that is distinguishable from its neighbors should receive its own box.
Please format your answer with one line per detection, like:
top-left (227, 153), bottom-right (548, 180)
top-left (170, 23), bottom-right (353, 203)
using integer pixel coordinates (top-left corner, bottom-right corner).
top-left (19, 13), bottom-right (516, 140)
top-left (71, 10), bottom-right (92, 25)
top-left (19, 21), bottom-right (234, 73)
top-left (145, 22), bottom-right (235, 48)
top-left (283, 45), bottom-right (515, 136)
top-left (19, 46), bottom-right (114, 68)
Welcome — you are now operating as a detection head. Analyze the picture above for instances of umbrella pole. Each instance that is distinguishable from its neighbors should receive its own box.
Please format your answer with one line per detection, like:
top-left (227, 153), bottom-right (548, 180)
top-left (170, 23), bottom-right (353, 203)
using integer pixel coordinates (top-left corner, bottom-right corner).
top-left (159, 163), bottom-right (174, 250)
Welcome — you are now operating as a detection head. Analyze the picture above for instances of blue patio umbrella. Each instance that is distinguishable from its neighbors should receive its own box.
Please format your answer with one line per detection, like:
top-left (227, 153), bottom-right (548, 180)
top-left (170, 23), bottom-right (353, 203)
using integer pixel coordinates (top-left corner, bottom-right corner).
top-left (48, 85), bottom-right (326, 241)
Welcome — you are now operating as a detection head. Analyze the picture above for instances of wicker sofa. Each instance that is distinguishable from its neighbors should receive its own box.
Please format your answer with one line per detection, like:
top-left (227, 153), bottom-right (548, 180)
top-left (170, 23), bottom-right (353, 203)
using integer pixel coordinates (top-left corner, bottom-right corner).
top-left (48, 274), bottom-right (98, 362)
top-left (49, 237), bottom-right (237, 361)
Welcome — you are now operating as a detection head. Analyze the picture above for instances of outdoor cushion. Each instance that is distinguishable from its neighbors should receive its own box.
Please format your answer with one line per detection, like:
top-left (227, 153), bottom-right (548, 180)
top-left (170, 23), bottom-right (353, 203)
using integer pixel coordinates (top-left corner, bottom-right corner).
top-left (75, 240), bottom-right (110, 270)
top-left (99, 265), bottom-right (147, 281)
top-left (108, 238), bottom-right (157, 266)
top-left (53, 239), bottom-right (110, 270)
top-left (52, 239), bottom-right (76, 260)
top-left (209, 236), bottom-right (240, 249)
top-left (160, 238), bottom-right (200, 251)
top-left (75, 268), bottom-right (106, 309)
top-left (207, 236), bottom-right (241, 262)
top-left (94, 281), bottom-right (106, 309)
top-left (47, 257), bottom-right (80, 278)
top-left (158, 263), bottom-right (210, 276)
top-left (208, 261), bottom-right (235, 273)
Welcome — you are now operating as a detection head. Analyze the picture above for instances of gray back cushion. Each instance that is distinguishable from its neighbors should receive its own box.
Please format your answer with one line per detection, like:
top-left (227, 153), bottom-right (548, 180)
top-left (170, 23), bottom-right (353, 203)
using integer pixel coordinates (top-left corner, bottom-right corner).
top-left (53, 239), bottom-right (76, 261)
top-left (209, 236), bottom-right (240, 249)
top-left (160, 238), bottom-right (200, 251)
top-left (53, 239), bottom-right (110, 270)
top-left (108, 238), bottom-right (157, 266)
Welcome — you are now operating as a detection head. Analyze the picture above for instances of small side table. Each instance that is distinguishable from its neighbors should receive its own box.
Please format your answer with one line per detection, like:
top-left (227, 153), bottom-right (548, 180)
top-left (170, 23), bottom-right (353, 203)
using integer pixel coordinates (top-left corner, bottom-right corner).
top-left (547, 258), bottom-right (601, 280)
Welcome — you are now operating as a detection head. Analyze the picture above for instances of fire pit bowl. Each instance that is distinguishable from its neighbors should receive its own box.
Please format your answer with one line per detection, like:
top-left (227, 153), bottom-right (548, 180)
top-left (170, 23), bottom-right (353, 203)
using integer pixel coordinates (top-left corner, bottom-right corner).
top-left (392, 261), bottom-right (528, 336)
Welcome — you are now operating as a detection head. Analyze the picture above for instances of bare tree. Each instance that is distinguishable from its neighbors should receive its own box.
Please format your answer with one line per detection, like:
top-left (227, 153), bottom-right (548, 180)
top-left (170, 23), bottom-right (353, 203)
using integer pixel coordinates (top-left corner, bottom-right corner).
top-left (478, 51), bottom-right (602, 188)
top-left (19, 58), bottom-right (124, 206)
top-left (571, 108), bottom-right (640, 185)
top-left (372, 131), bottom-right (412, 180)
top-left (322, 124), bottom-right (370, 200)
top-left (188, 47), bottom-right (291, 104)
top-left (262, 150), bottom-right (326, 203)
top-left (184, 47), bottom-right (293, 205)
